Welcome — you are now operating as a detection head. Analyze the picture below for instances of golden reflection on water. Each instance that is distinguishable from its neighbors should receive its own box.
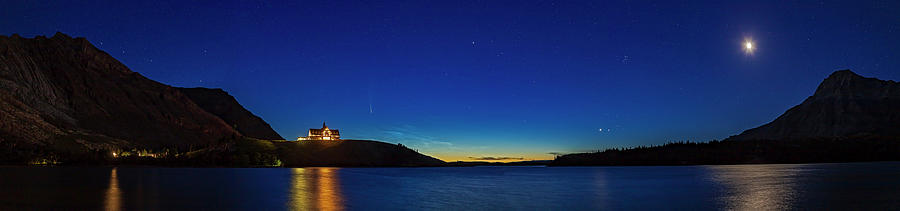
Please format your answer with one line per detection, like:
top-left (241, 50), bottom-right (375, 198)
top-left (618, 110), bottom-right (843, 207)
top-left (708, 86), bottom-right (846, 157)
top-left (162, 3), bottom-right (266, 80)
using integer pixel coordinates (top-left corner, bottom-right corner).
top-left (708, 165), bottom-right (800, 210)
top-left (289, 168), bottom-right (344, 211)
top-left (105, 168), bottom-right (121, 211)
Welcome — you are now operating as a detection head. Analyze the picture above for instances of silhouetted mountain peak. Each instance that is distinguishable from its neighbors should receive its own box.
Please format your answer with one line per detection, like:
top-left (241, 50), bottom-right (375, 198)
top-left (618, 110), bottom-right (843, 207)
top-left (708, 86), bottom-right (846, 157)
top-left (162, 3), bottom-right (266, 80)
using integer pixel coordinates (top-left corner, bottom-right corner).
top-left (51, 31), bottom-right (71, 40)
top-left (829, 69), bottom-right (861, 77)
top-left (809, 69), bottom-right (899, 102)
top-left (729, 69), bottom-right (900, 141)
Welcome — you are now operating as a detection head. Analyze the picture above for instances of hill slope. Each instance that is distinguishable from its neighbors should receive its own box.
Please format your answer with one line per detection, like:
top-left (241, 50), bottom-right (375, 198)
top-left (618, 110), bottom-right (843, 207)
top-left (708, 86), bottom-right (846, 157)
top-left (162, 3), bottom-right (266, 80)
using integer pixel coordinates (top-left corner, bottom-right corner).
top-left (178, 87), bottom-right (283, 140)
top-left (274, 140), bottom-right (445, 167)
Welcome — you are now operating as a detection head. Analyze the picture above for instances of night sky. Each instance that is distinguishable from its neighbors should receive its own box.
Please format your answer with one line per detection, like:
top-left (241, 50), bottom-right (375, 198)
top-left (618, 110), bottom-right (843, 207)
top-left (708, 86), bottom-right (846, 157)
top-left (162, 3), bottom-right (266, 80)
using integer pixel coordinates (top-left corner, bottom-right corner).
top-left (3, 1), bottom-right (899, 161)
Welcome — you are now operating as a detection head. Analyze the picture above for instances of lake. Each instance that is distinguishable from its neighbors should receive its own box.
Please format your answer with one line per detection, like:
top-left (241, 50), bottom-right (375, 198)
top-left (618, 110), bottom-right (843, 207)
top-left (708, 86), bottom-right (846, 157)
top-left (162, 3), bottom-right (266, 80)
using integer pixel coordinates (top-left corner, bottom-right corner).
top-left (1, 162), bottom-right (899, 210)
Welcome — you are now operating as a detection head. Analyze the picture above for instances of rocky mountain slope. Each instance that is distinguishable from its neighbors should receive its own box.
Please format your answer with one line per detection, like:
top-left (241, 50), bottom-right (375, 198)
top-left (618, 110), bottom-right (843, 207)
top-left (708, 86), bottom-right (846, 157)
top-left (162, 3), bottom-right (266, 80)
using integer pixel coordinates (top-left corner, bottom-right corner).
top-left (0, 32), bottom-right (238, 150)
top-left (728, 70), bottom-right (900, 140)
top-left (178, 87), bottom-right (283, 140)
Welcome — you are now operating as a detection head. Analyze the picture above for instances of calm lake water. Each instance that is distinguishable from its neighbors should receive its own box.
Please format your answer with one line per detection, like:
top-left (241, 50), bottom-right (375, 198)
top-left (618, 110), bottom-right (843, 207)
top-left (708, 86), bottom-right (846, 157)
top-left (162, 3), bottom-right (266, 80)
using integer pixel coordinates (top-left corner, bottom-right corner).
top-left (1, 162), bottom-right (899, 210)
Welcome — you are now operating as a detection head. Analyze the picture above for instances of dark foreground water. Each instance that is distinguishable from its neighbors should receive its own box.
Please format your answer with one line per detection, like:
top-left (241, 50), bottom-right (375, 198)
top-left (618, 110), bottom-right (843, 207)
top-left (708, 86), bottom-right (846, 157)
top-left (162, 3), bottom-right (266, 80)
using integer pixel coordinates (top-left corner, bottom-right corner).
top-left (1, 162), bottom-right (899, 210)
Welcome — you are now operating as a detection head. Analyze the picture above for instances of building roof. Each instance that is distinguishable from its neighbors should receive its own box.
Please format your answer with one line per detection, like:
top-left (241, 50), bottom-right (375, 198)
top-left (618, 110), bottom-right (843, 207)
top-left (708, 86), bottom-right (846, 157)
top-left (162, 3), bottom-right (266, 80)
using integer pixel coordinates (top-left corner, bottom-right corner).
top-left (308, 128), bottom-right (340, 136)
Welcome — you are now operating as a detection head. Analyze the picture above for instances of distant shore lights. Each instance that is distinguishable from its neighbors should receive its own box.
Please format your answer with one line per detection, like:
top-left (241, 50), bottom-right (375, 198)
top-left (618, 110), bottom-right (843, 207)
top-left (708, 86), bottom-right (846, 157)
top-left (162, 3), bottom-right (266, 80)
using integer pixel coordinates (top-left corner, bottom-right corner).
top-left (297, 122), bottom-right (341, 141)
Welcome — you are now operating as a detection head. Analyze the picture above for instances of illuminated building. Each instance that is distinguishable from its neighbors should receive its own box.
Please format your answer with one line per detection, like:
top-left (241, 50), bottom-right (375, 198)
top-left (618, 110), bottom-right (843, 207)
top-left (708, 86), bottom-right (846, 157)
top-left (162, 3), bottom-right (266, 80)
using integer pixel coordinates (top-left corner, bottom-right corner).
top-left (297, 122), bottom-right (341, 141)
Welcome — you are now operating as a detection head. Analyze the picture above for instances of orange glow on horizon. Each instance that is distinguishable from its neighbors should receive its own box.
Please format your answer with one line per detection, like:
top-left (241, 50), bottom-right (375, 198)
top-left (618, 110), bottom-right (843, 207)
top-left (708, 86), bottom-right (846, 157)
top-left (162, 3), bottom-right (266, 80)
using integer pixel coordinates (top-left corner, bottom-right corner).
top-left (432, 153), bottom-right (556, 163)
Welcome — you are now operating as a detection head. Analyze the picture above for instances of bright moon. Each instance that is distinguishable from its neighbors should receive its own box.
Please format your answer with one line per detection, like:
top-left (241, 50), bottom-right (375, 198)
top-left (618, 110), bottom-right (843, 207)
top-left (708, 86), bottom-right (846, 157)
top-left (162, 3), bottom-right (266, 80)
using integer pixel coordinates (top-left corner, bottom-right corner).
top-left (743, 40), bottom-right (755, 54)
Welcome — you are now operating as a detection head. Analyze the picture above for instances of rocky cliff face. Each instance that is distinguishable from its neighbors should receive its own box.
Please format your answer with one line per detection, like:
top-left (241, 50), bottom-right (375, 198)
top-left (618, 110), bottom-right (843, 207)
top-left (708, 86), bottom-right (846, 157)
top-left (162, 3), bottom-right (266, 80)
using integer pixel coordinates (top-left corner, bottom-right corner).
top-left (729, 70), bottom-right (900, 140)
top-left (178, 87), bottom-right (283, 140)
top-left (0, 32), bottom-right (238, 149)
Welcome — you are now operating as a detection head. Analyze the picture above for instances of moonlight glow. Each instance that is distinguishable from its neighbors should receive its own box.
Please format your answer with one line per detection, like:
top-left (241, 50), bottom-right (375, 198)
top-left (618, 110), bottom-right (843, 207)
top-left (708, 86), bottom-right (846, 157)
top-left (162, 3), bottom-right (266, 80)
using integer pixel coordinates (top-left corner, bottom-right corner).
top-left (743, 39), bottom-right (755, 54)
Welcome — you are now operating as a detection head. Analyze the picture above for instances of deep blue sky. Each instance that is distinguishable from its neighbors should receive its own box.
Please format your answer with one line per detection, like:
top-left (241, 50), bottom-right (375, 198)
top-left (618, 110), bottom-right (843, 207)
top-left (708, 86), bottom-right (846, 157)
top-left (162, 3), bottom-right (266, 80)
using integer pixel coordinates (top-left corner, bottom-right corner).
top-left (3, 0), bottom-right (899, 161)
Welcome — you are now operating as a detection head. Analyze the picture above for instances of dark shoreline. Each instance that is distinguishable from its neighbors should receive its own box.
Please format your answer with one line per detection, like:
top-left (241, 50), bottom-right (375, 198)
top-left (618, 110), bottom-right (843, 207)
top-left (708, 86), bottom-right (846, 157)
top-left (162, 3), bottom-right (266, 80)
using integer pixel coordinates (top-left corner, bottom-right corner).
top-left (551, 137), bottom-right (900, 166)
top-left (7, 159), bottom-right (900, 168)
top-left (4, 136), bottom-right (899, 168)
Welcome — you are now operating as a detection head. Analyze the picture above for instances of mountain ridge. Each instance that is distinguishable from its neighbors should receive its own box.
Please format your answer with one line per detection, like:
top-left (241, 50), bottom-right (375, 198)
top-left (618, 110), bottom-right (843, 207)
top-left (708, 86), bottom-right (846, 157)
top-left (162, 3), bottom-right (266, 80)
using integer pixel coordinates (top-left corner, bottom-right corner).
top-left (0, 32), bottom-right (236, 149)
top-left (728, 69), bottom-right (900, 141)
top-left (178, 87), bottom-right (284, 140)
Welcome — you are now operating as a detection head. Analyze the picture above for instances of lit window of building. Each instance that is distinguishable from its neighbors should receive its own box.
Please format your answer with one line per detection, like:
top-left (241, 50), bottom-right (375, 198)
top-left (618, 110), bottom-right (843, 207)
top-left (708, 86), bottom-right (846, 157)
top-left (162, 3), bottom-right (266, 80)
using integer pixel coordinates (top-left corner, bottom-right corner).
top-left (297, 122), bottom-right (341, 141)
